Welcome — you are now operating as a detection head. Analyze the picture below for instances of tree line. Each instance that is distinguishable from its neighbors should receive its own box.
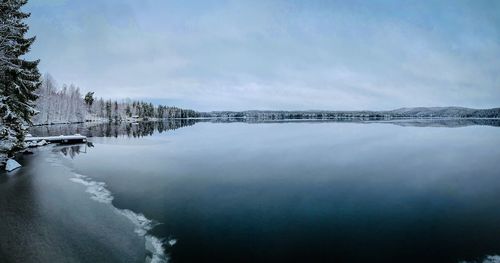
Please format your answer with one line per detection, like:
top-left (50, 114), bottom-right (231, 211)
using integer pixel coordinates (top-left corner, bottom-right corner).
top-left (202, 107), bottom-right (500, 120)
top-left (33, 73), bottom-right (200, 125)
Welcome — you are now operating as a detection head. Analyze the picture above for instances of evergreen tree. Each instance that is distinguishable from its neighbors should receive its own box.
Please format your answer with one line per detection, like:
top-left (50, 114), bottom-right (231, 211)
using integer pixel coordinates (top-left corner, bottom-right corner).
top-left (84, 91), bottom-right (94, 113)
top-left (0, 0), bottom-right (41, 163)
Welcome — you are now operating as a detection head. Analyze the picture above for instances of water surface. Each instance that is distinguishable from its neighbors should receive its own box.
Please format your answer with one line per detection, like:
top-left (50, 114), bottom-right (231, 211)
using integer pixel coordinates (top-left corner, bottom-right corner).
top-left (2, 120), bottom-right (500, 263)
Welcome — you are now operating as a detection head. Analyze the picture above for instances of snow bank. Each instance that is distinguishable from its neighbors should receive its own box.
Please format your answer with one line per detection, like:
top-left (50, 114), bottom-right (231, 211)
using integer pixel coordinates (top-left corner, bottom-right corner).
top-left (26, 139), bottom-right (50, 148)
top-left (5, 159), bottom-right (21, 172)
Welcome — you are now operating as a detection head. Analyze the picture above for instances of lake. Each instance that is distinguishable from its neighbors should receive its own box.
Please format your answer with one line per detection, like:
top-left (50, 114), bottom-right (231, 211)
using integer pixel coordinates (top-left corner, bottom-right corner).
top-left (1, 119), bottom-right (500, 263)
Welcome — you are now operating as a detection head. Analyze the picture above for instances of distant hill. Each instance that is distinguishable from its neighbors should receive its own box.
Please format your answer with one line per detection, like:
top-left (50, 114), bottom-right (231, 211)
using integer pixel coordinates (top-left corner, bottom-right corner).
top-left (386, 107), bottom-right (500, 118)
top-left (201, 107), bottom-right (500, 119)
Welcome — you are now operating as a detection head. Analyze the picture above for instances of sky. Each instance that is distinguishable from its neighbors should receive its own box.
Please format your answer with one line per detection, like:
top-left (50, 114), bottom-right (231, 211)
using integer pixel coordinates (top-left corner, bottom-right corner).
top-left (24, 0), bottom-right (500, 111)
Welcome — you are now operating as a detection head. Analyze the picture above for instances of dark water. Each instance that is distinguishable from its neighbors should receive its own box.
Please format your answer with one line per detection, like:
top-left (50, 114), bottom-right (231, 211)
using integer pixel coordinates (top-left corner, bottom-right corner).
top-left (2, 120), bottom-right (500, 263)
top-left (0, 147), bottom-right (145, 262)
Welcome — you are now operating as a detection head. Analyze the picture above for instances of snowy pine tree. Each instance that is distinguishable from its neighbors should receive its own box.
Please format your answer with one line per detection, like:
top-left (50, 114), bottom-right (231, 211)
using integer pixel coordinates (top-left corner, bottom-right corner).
top-left (0, 0), bottom-right (41, 164)
top-left (84, 91), bottom-right (94, 114)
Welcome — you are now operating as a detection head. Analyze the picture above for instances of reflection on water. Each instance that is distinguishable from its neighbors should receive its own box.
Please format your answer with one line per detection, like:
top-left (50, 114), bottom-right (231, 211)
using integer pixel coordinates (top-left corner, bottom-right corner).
top-left (217, 118), bottom-right (500, 127)
top-left (29, 119), bottom-right (198, 138)
top-left (29, 118), bottom-right (500, 139)
top-left (59, 143), bottom-right (94, 159)
top-left (378, 118), bottom-right (500, 128)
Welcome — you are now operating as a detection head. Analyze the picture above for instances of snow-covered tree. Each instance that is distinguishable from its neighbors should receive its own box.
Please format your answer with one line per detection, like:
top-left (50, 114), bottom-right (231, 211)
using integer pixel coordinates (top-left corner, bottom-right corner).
top-left (105, 100), bottom-right (112, 121)
top-left (33, 74), bottom-right (86, 124)
top-left (33, 74), bottom-right (200, 125)
top-left (0, 0), bottom-right (41, 163)
top-left (112, 100), bottom-right (120, 123)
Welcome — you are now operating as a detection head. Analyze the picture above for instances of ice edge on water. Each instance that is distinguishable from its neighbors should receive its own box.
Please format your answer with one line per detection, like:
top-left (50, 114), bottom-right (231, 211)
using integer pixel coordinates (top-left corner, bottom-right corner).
top-left (70, 175), bottom-right (113, 204)
top-left (69, 172), bottom-right (170, 263)
top-left (459, 255), bottom-right (500, 263)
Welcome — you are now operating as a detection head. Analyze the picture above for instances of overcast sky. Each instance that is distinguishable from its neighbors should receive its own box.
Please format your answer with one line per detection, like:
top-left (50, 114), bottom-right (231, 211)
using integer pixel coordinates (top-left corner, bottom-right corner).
top-left (25, 0), bottom-right (500, 111)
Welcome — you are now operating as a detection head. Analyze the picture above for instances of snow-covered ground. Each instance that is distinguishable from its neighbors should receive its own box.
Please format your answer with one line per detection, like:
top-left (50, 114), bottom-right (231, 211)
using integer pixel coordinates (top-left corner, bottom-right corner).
top-left (5, 159), bottom-right (21, 172)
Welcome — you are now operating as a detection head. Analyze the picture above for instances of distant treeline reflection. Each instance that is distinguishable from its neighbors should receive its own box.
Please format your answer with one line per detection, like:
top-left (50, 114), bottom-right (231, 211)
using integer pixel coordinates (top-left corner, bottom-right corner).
top-left (210, 117), bottom-right (500, 128)
top-left (30, 119), bottom-right (198, 138)
top-left (30, 118), bottom-right (500, 138)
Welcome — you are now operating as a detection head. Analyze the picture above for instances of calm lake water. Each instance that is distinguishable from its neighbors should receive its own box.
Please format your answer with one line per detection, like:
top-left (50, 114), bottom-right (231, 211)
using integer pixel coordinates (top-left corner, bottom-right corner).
top-left (2, 120), bottom-right (500, 263)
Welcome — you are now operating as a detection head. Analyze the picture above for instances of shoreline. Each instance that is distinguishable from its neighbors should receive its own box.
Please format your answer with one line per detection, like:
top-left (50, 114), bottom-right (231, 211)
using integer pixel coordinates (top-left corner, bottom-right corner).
top-left (30, 116), bottom-right (500, 127)
top-left (1, 145), bottom-right (171, 262)
top-left (0, 147), bottom-right (148, 262)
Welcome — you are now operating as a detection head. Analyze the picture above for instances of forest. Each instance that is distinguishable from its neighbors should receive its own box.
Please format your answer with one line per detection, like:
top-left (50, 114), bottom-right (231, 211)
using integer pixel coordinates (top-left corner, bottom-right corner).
top-left (33, 74), bottom-right (200, 125)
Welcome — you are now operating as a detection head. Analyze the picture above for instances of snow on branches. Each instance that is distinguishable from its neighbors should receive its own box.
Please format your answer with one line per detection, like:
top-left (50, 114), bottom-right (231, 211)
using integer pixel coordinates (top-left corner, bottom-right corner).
top-left (0, 0), bottom-right (41, 164)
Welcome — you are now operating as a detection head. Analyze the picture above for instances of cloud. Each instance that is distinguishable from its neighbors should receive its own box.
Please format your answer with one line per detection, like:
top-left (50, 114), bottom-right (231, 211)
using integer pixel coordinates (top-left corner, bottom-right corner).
top-left (25, 0), bottom-right (500, 110)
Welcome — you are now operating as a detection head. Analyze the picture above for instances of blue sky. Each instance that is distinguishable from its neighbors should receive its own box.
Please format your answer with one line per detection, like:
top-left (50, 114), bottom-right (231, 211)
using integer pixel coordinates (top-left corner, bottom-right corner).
top-left (25, 0), bottom-right (500, 111)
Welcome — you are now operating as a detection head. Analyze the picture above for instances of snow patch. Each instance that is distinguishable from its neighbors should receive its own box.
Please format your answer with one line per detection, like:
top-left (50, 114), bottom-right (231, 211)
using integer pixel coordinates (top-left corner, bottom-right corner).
top-left (37, 139), bottom-right (48, 146)
top-left (26, 139), bottom-right (50, 148)
top-left (167, 238), bottom-right (177, 247)
top-left (5, 159), bottom-right (21, 172)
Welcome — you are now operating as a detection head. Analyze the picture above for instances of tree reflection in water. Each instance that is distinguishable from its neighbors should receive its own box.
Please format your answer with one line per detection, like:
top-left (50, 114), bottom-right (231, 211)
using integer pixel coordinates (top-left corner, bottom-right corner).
top-left (30, 119), bottom-right (199, 138)
top-left (30, 118), bottom-right (500, 140)
top-left (58, 142), bottom-right (94, 159)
